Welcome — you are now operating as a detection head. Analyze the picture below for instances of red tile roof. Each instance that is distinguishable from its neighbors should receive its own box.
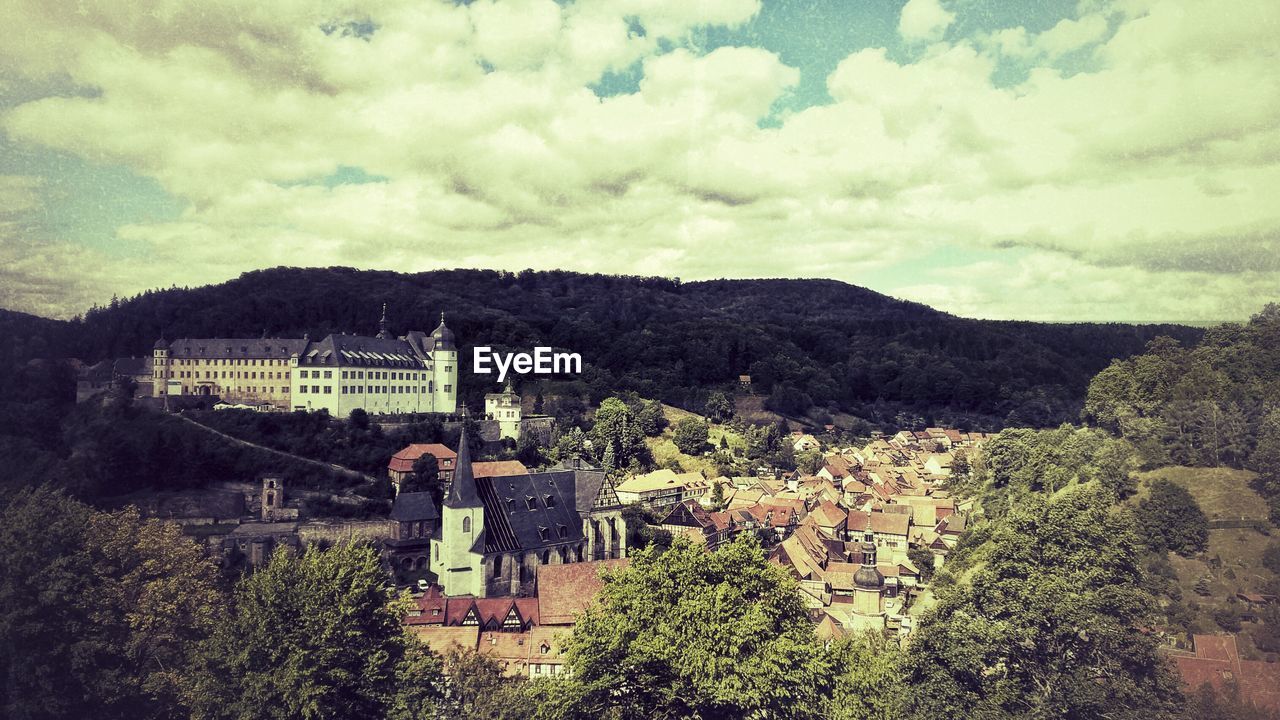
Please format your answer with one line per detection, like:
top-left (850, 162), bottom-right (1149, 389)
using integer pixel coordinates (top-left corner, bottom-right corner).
top-left (389, 443), bottom-right (457, 473)
top-left (536, 559), bottom-right (628, 625)
top-left (1172, 634), bottom-right (1280, 711)
top-left (473, 460), bottom-right (529, 479)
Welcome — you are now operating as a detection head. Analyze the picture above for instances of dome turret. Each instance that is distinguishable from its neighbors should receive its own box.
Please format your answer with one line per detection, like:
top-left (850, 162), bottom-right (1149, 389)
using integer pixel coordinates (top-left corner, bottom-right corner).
top-left (431, 312), bottom-right (456, 350)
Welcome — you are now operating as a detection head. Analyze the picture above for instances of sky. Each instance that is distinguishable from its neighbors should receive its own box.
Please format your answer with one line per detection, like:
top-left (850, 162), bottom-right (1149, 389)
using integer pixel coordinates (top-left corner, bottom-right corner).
top-left (1, 0), bottom-right (1277, 323)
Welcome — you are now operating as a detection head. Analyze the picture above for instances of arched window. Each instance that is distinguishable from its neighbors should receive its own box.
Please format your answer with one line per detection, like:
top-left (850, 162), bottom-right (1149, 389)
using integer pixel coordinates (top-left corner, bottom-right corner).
top-left (541, 550), bottom-right (550, 565)
top-left (493, 555), bottom-right (503, 578)
top-left (463, 516), bottom-right (471, 533)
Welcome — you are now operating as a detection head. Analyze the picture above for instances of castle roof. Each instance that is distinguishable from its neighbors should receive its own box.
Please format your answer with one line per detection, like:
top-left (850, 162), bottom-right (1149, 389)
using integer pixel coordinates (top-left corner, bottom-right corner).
top-left (296, 333), bottom-right (427, 368)
top-left (432, 314), bottom-right (456, 350)
top-left (164, 338), bottom-right (308, 360)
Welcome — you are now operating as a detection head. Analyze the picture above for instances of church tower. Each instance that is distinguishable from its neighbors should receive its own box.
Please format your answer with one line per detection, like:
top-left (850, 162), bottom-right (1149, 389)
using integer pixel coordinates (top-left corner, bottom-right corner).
top-left (852, 516), bottom-right (885, 617)
top-left (433, 424), bottom-right (485, 596)
top-left (152, 338), bottom-right (169, 397)
top-left (431, 313), bottom-right (458, 414)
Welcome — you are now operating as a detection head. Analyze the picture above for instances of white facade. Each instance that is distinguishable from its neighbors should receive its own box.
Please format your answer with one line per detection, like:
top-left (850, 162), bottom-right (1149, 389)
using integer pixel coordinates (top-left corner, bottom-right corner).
top-left (484, 382), bottom-right (522, 441)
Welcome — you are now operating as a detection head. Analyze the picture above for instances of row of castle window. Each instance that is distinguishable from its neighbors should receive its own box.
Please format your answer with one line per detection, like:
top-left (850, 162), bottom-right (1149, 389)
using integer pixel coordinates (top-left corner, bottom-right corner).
top-left (298, 384), bottom-right (453, 394)
top-left (165, 370), bottom-right (288, 379)
top-left (167, 358), bottom-right (286, 366)
top-left (296, 370), bottom-right (444, 380)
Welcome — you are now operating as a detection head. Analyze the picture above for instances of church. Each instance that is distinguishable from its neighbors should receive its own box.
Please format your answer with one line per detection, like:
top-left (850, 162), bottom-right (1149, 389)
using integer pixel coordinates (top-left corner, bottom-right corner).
top-left (433, 431), bottom-right (628, 598)
top-left (150, 307), bottom-right (458, 416)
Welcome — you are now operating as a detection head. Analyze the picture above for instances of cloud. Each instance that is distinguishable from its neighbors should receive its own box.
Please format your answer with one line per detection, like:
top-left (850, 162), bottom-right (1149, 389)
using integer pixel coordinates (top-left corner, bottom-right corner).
top-left (898, 0), bottom-right (955, 43)
top-left (0, 0), bottom-right (1277, 323)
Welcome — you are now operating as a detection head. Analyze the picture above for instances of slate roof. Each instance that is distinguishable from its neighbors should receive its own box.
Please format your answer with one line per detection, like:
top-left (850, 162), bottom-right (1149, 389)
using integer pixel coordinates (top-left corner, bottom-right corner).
top-left (445, 430), bottom-right (481, 509)
top-left (165, 338), bottom-right (308, 360)
top-left (390, 492), bottom-right (439, 522)
top-left (296, 333), bottom-right (429, 368)
top-left (479, 471), bottom-right (586, 553)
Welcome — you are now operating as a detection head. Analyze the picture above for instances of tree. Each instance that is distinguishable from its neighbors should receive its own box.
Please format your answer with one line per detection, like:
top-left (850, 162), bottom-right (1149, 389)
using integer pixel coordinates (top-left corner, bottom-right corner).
top-left (636, 400), bottom-right (667, 437)
top-left (672, 416), bottom-right (709, 456)
top-left (0, 487), bottom-right (224, 720)
top-left (559, 534), bottom-right (828, 719)
top-left (907, 545), bottom-right (936, 583)
top-left (1135, 479), bottom-right (1209, 555)
top-left (400, 452), bottom-right (440, 498)
top-left (795, 449), bottom-right (824, 476)
top-left (704, 391), bottom-right (734, 424)
top-left (186, 541), bottom-right (437, 720)
top-left (905, 484), bottom-right (1186, 720)
top-left (349, 407), bottom-right (370, 430)
top-left (708, 481), bottom-right (726, 511)
top-left (826, 631), bottom-right (906, 720)
top-left (588, 398), bottom-right (649, 470)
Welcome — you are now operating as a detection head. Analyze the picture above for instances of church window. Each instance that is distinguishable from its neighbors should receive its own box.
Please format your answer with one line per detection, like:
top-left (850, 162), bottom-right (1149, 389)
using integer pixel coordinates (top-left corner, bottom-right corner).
top-left (541, 550), bottom-right (550, 564)
top-left (463, 516), bottom-right (471, 533)
top-left (493, 555), bottom-right (503, 578)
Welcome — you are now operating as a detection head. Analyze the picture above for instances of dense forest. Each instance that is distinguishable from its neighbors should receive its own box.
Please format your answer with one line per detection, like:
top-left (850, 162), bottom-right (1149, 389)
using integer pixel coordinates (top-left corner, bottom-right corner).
top-left (3, 267), bottom-right (1200, 428)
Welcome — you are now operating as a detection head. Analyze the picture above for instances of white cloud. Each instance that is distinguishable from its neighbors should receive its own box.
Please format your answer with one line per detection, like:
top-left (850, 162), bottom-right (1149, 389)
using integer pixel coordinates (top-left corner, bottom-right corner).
top-left (898, 0), bottom-right (955, 43)
top-left (0, 0), bottom-right (1277, 322)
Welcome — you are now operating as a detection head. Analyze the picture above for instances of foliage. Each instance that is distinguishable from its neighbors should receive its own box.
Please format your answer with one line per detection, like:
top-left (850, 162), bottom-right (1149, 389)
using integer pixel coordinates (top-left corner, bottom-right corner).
top-left (1083, 305), bottom-right (1280, 470)
top-left (1134, 479), bottom-right (1209, 555)
top-left (972, 424), bottom-right (1139, 517)
top-left (185, 540), bottom-right (437, 720)
top-left (704, 391), bottom-right (734, 423)
top-left (559, 534), bottom-right (828, 719)
top-left (907, 545), bottom-right (936, 582)
top-left (825, 631), bottom-right (906, 720)
top-left (0, 487), bottom-right (223, 720)
top-left (587, 397), bottom-right (650, 471)
top-left (904, 484), bottom-right (1186, 720)
top-left (671, 416), bottom-right (709, 456)
top-left (795, 449), bottom-right (824, 476)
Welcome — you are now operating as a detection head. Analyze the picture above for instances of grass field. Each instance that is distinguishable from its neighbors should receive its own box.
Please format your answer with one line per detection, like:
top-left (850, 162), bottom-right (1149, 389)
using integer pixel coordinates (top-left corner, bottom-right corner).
top-left (1135, 466), bottom-right (1277, 658)
top-left (645, 404), bottom-right (745, 479)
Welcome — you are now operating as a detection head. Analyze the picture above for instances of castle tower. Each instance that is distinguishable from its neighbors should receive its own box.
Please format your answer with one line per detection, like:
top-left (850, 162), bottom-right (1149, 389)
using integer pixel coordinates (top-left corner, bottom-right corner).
top-left (377, 303), bottom-right (391, 340)
top-left (431, 313), bottom-right (458, 415)
top-left (485, 378), bottom-right (522, 442)
top-left (433, 423), bottom-right (485, 596)
top-left (261, 475), bottom-right (284, 521)
top-left (852, 516), bottom-right (884, 617)
top-left (152, 338), bottom-right (169, 397)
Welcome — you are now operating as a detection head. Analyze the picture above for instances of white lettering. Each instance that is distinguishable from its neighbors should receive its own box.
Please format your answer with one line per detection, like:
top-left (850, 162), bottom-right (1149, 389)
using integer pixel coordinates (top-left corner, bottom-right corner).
top-left (469, 347), bottom-right (583, 380)
top-left (493, 352), bottom-right (514, 383)
top-left (472, 347), bottom-right (493, 375)
top-left (554, 351), bottom-right (582, 374)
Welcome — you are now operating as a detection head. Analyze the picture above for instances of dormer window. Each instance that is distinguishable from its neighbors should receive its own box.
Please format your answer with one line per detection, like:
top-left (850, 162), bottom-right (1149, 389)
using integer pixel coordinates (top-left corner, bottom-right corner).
top-left (544, 495), bottom-right (556, 508)
top-left (538, 527), bottom-right (550, 542)
top-left (540, 643), bottom-right (550, 654)
top-left (557, 525), bottom-right (567, 539)
top-left (526, 497), bottom-right (538, 511)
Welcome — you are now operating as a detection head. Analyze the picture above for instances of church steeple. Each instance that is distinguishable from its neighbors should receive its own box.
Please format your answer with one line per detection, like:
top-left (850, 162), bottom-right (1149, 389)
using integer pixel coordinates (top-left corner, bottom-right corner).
top-left (377, 303), bottom-right (390, 339)
top-left (444, 421), bottom-right (480, 509)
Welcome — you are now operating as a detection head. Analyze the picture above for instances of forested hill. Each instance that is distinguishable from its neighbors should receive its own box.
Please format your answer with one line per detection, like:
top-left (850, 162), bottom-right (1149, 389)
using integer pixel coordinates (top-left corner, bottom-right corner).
top-left (14, 267), bottom-right (1201, 428)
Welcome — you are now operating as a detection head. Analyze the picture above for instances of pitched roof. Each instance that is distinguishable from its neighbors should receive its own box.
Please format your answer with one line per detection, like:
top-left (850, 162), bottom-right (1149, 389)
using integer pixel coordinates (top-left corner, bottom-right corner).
top-left (848, 510), bottom-right (911, 537)
top-left (389, 443), bottom-right (457, 473)
top-left (165, 338), bottom-right (308, 360)
top-left (477, 470), bottom-right (586, 553)
top-left (390, 491), bottom-right (439, 522)
top-left (444, 430), bottom-right (481, 509)
top-left (536, 558), bottom-right (629, 624)
top-left (296, 332), bottom-right (431, 368)
top-left (473, 460), bottom-right (529, 479)
top-left (615, 469), bottom-right (704, 494)
top-left (811, 501), bottom-right (848, 529)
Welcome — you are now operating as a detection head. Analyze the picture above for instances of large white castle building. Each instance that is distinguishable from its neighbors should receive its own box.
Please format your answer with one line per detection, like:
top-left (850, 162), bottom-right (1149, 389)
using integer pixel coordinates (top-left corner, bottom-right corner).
top-left (151, 307), bottom-right (459, 416)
